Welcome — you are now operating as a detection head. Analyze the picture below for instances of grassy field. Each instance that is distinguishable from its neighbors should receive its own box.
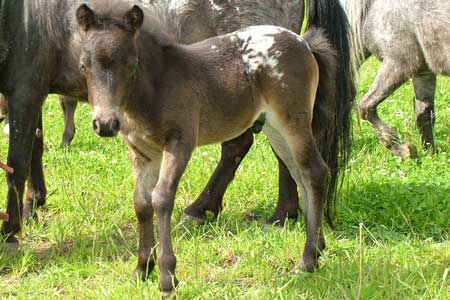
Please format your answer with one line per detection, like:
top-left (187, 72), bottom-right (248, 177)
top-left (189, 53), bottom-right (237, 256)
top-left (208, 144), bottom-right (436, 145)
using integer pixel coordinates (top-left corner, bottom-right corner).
top-left (0, 58), bottom-right (449, 299)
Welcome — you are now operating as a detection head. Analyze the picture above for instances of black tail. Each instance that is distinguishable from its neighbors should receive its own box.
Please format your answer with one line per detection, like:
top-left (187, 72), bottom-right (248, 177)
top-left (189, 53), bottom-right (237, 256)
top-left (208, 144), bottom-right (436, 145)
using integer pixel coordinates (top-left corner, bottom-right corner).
top-left (306, 0), bottom-right (356, 227)
top-left (0, 3), bottom-right (8, 64)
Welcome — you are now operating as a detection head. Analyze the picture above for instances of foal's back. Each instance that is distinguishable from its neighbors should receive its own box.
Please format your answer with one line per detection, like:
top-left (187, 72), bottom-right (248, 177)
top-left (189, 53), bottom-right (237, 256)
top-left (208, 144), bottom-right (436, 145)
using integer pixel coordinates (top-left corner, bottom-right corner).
top-left (164, 25), bottom-right (317, 146)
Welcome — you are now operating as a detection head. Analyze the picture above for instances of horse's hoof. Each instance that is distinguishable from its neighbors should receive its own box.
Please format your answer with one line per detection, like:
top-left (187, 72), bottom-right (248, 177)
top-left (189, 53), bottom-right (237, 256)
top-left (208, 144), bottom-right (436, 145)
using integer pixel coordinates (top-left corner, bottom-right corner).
top-left (179, 213), bottom-right (206, 227)
top-left (1, 237), bottom-right (20, 254)
top-left (23, 207), bottom-right (39, 224)
top-left (60, 141), bottom-right (70, 148)
top-left (267, 214), bottom-right (298, 226)
top-left (392, 143), bottom-right (418, 159)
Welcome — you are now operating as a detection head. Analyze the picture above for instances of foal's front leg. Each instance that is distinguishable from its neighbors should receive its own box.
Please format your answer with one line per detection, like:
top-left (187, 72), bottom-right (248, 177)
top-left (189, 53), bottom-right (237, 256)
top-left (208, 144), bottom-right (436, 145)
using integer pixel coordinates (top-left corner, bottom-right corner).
top-left (130, 147), bottom-right (162, 281)
top-left (152, 137), bottom-right (193, 294)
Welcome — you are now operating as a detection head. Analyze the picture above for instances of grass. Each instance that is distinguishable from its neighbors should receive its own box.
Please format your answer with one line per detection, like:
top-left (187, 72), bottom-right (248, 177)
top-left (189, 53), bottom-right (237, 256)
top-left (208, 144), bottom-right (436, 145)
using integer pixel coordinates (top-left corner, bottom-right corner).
top-left (0, 58), bottom-right (449, 299)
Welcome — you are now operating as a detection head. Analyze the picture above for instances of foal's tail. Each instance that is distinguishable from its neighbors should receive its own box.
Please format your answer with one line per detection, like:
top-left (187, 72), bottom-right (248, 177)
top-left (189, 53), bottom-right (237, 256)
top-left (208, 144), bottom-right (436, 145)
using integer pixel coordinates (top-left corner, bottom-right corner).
top-left (306, 0), bottom-right (356, 227)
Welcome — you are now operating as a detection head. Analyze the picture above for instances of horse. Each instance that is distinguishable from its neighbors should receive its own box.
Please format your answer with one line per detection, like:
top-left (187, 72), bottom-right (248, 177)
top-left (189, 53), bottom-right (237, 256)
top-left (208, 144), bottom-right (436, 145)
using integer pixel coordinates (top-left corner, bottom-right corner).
top-left (340, 0), bottom-right (450, 158)
top-left (75, 2), bottom-right (339, 294)
top-left (0, 0), bottom-right (109, 245)
top-left (0, 0), bottom-right (354, 247)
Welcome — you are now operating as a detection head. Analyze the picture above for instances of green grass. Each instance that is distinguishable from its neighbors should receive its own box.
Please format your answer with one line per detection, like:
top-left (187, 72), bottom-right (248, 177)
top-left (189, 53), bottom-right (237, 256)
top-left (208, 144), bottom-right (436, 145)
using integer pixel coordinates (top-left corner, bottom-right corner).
top-left (0, 58), bottom-right (449, 299)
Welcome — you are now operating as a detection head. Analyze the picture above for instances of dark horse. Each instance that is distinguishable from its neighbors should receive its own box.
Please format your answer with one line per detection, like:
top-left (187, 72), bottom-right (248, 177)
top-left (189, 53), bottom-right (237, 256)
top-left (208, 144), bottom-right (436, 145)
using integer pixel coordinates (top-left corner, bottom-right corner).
top-left (341, 0), bottom-right (450, 158)
top-left (76, 2), bottom-right (339, 294)
top-left (0, 0), bottom-right (353, 248)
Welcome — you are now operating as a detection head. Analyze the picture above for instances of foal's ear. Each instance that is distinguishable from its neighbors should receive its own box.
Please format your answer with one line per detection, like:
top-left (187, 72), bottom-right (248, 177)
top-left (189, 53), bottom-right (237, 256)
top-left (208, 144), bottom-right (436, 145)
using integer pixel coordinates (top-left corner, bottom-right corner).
top-left (124, 5), bottom-right (144, 33)
top-left (76, 4), bottom-right (96, 32)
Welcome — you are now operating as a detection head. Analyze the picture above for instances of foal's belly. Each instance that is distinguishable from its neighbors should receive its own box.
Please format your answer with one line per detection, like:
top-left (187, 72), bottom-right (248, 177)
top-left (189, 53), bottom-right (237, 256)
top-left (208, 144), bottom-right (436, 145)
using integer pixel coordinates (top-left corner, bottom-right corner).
top-left (196, 92), bottom-right (262, 146)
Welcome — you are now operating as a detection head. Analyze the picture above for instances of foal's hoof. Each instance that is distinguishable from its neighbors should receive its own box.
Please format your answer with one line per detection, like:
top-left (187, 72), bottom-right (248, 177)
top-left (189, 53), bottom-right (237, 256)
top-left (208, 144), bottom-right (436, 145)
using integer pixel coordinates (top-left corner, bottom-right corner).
top-left (179, 212), bottom-right (206, 227)
top-left (133, 268), bottom-right (148, 282)
top-left (392, 143), bottom-right (418, 159)
top-left (161, 291), bottom-right (177, 300)
top-left (299, 257), bottom-right (318, 273)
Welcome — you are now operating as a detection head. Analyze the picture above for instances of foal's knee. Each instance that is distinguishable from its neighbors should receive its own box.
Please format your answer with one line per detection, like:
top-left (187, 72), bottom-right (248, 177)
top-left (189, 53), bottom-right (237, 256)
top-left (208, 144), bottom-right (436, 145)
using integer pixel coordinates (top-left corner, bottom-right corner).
top-left (134, 197), bottom-right (153, 221)
top-left (151, 189), bottom-right (173, 215)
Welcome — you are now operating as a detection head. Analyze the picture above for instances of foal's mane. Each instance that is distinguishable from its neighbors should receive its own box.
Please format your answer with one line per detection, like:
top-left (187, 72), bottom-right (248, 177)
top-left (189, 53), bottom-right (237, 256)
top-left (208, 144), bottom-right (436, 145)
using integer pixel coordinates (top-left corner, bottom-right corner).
top-left (88, 0), bottom-right (178, 46)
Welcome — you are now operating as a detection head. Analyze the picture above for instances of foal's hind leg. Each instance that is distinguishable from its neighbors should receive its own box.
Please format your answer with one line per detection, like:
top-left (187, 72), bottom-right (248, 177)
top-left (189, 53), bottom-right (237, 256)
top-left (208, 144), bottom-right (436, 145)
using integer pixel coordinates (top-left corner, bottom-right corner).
top-left (267, 152), bottom-right (299, 225)
top-left (413, 73), bottom-right (436, 152)
top-left (359, 60), bottom-right (417, 158)
top-left (263, 123), bottom-right (327, 271)
top-left (59, 95), bottom-right (78, 147)
top-left (23, 112), bottom-right (47, 221)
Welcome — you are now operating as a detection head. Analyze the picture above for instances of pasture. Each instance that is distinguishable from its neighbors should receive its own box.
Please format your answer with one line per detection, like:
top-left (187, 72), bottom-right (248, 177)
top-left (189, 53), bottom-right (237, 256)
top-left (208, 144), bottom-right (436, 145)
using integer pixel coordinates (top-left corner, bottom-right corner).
top-left (0, 58), bottom-right (449, 299)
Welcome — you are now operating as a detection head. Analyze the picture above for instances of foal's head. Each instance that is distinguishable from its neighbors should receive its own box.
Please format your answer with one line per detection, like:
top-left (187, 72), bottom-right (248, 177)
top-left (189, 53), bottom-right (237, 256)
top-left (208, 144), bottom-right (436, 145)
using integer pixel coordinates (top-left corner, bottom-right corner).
top-left (76, 3), bottom-right (144, 137)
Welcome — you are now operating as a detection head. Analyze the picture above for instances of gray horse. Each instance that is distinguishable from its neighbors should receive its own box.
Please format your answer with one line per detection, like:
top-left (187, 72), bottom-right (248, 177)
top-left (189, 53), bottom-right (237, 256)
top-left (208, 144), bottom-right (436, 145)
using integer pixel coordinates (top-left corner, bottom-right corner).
top-left (341, 0), bottom-right (450, 157)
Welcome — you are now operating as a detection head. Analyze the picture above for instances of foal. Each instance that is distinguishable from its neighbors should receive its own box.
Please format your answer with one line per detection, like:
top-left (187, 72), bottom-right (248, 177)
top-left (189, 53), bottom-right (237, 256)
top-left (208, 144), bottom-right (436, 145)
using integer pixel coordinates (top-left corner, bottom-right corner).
top-left (77, 4), bottom-right (337, 294)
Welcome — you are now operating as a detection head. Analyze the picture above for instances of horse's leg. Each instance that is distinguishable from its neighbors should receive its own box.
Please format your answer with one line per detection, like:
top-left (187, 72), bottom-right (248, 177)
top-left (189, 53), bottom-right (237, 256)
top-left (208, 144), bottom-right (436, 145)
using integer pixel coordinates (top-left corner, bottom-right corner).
top-left (23, 111), bottom-right (47, 221)
top-left (358, 61), bottom-right (416, 157)
top-left (263, 123), bottom-right (327, 271)
top-left (130, 146), bottom-right (162, 281)
top-left (152, 137), bottom-right (193, 295)
top-left (413, 73), bottom-right (436, 152)
top-left (59, 95), bottom-right (78, 147)
top-left (267, 151), bottom-right (299, 224)
top-left (182, 129), bottom-right (253, 224)
top-left (0, 90), bottom-right (46, 245)
top-left (183, 127), bottom-right (299, 225)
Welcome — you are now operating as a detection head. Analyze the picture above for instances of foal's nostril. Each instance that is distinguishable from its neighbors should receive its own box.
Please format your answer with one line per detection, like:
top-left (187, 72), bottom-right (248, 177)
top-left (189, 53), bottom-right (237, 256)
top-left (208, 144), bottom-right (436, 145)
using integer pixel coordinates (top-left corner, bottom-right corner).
top-left (111, 119), bottom-right (120, 132)
top-left (93, 119), bottom-right (100, 133)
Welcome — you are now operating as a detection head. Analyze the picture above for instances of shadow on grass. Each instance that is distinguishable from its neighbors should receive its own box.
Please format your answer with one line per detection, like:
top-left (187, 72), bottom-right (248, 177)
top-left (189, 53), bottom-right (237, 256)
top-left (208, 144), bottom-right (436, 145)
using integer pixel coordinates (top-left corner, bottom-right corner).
top-left (337, 181), bottom-right (450, 241)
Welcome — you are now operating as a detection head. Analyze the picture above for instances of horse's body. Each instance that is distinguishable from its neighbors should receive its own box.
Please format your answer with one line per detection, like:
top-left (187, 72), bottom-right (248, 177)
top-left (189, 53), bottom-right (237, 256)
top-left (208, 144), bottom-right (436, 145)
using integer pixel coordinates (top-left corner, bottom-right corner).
top-left (0, 0), bottom-right (353, 246)
top-left (0, 0), bottom-right (92, 241)
top-left (341, 0), bottom-right (450, 157)
top-left (76, 3), bottom-right (337, 293)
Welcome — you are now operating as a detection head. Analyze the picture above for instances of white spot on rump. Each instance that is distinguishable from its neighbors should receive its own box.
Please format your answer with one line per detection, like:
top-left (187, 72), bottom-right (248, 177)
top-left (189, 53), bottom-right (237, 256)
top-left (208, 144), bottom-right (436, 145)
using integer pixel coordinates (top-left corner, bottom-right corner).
top-left (236, 26), bottom-right (292, 81)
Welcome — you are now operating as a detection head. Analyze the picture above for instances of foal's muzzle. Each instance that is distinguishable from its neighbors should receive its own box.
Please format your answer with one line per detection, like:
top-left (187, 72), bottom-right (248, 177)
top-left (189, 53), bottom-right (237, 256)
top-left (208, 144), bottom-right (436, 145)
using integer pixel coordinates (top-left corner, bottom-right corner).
top-left (93, 118), bottom-right (120, 137)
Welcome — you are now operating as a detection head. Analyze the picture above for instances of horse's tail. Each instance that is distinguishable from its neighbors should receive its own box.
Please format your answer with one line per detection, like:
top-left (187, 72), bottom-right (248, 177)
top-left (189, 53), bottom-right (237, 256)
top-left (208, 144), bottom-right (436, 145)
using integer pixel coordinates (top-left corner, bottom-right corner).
top-left (306, 0), bottom-right (356, 227)
top-left (339, 0), bottom-right (372, 69)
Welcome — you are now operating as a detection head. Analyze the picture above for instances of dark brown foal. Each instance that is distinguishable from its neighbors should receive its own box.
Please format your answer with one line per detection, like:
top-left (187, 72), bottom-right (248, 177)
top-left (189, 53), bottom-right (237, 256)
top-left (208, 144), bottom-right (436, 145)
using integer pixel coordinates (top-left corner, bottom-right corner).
top-left (76, 3), bottom-right (339, 295)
